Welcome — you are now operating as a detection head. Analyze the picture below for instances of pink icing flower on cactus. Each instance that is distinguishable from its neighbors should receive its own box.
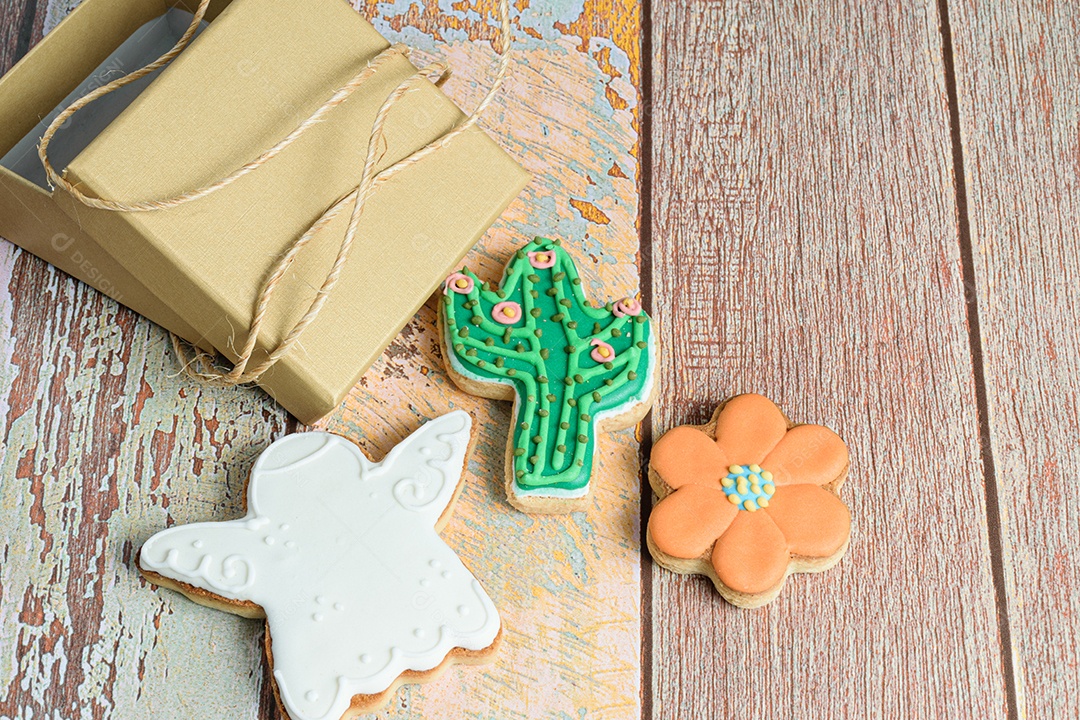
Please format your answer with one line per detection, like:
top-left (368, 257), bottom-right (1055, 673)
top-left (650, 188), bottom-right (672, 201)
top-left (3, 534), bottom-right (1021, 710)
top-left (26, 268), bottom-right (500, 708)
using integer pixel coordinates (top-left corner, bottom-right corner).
top-left (590, 338), bottom-right (616, 363)
top-left (527, 250), bottom-right (557, 269)
top-left (444, 272), bottom-right (474, 295)
top-left (492, 301), bottom-right (523, 325)
top-left (613, 297), bottom-right (642, 317)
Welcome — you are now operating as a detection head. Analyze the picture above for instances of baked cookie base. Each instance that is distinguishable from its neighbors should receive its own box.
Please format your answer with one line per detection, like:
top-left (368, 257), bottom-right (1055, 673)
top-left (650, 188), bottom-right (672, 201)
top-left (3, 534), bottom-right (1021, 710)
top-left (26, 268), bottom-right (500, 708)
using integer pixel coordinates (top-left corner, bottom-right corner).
top-left (646, 400), bottom-right (850, 609)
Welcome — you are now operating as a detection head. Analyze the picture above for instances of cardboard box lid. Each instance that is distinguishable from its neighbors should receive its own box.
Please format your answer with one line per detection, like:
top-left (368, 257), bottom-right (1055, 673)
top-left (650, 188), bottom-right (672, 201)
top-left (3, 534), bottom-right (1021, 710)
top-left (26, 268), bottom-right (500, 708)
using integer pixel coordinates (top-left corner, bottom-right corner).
top-left (56, 0), bottom-right (530, 422)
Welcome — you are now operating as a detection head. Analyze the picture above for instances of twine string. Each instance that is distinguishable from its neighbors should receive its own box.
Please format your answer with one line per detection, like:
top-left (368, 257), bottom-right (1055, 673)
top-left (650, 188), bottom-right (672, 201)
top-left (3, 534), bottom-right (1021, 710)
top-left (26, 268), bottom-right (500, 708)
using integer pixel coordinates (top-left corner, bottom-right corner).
top-left (42, 0), bottom-right (512, 385)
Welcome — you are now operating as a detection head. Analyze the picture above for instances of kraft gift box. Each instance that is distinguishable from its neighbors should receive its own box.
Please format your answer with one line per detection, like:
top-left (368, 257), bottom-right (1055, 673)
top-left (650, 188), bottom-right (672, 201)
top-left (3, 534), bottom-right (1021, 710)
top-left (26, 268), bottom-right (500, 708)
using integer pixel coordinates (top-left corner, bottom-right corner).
top-left (0, 0), bottom-right (530, 423)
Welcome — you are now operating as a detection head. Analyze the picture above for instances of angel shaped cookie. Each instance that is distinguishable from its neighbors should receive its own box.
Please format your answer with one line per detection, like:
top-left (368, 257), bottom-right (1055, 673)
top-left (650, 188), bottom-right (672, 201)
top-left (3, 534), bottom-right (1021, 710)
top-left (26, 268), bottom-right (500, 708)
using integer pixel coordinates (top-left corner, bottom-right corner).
top-left (139, 411), bottom-right (500, 720)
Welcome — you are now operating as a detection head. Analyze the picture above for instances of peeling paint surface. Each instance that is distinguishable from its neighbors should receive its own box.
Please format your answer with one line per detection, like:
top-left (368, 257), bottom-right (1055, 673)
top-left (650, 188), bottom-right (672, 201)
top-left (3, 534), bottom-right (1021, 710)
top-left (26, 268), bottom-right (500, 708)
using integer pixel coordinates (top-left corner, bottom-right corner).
top-left (0, 0), bottom-right (642, 718)
top-left (333, 2), bottom-right (644, 717)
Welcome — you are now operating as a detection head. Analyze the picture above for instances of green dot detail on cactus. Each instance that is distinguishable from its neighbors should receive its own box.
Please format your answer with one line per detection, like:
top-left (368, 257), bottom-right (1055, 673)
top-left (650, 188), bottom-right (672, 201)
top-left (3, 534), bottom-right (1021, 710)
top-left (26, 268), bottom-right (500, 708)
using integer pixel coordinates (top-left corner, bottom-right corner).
top-left (440, 238), bottom-right (655, 495)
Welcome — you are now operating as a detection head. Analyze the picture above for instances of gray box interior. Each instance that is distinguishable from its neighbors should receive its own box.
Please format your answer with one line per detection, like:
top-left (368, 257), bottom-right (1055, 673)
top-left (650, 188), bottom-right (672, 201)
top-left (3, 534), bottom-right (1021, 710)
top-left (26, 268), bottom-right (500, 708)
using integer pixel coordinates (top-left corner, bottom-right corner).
top-left (1, 9), bottom-right (205, 189)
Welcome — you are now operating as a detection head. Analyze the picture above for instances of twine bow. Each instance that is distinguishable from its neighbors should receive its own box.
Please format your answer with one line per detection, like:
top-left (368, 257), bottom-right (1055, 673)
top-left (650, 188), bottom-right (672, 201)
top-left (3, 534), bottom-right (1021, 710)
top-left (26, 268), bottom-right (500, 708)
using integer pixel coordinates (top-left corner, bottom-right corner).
top-left (38, 0), bottom-right (512, 386)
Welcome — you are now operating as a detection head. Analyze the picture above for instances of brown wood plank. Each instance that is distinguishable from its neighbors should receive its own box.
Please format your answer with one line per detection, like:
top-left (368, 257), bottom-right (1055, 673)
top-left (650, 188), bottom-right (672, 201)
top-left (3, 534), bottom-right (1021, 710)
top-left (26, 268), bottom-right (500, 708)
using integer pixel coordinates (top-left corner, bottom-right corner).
top-left (948, 2), bottom-right (1080, 717)
top-left (0, 0), bottom-right (43, 74)
top-left (646, 1), bottom-right (1010, 716)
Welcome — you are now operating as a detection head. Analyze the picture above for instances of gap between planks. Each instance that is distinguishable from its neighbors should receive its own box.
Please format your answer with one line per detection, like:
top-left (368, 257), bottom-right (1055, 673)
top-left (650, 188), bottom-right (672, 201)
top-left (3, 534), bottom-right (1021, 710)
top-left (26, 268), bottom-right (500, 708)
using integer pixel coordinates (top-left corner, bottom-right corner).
top-left (13, 0), bottom-right (37, 59)
top-left (935, 1), bottom-right (1019, 718)
top-left (638, 0), bottom-right (655, 717)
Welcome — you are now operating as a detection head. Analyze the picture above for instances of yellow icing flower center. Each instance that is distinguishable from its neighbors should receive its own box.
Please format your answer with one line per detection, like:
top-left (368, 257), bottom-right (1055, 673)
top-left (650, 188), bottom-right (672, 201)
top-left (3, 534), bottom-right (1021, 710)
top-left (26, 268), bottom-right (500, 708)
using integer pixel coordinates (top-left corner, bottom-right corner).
top-left (720, 463), bottom-right (776, 511)
top-left (454, 278), bottom-right (469, 289)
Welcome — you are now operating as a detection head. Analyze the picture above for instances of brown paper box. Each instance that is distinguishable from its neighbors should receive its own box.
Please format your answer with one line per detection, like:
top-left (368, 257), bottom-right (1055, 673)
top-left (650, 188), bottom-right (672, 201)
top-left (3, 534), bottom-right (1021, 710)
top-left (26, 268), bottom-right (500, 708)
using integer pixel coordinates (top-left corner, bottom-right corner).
top-left (0, 0), bottom-right (529, 423)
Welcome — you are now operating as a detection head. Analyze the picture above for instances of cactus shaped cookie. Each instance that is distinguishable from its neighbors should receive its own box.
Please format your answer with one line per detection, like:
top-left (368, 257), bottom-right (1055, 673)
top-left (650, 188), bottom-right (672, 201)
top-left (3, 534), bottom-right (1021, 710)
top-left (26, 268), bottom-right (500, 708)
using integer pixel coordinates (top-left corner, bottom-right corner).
top-left (438, 238), bottom-right (657, 513)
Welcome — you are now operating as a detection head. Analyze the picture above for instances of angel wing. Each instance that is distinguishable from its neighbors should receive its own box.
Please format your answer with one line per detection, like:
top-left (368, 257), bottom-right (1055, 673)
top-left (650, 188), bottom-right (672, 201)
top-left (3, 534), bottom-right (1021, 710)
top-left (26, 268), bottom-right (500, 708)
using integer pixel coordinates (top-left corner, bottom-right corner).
top-left (139, 517), bottom-right (271, 602)
top-left (366, 410), bottom-right (473, 526)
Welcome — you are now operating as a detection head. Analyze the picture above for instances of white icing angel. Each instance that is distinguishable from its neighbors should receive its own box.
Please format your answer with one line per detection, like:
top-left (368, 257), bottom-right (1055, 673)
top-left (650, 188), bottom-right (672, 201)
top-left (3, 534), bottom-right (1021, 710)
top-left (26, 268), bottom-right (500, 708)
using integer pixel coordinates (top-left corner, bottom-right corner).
top-left (139, 411), bottom-right (500, 720)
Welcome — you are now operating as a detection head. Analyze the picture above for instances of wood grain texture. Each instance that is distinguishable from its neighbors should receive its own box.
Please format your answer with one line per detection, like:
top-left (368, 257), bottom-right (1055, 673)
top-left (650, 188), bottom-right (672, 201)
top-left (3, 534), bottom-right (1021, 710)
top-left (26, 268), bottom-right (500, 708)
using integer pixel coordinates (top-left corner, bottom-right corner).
top-left (0, 0), bottom-right (645, 717)
top-left (9, 0), bottom-right (1074, 717)
top-left (948, 2), bottom-right (1080, 717)
top-left (0, 0), bottom-right (43, 74)
top-left (647, 1), bottom-right (1010, 717)
top-left (0, 241), bottom-right (290, 715)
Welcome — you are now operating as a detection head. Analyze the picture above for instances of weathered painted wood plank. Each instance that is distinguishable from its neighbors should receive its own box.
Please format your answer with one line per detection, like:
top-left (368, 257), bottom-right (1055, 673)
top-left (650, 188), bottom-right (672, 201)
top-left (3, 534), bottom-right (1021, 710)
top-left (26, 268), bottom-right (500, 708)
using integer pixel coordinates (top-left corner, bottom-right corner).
top-left (0, 0), bottom-right (646, 718)
top-left (948, 2), bottom-right (1080, 717)
top-left (0, 234), bottom-right (291, 715)
top-left (332, 2), bottom-right (646, 717)
top-left (647, 1), bottom-right (1009, 717)
top-left (0, 2), bottom-right (289, 718)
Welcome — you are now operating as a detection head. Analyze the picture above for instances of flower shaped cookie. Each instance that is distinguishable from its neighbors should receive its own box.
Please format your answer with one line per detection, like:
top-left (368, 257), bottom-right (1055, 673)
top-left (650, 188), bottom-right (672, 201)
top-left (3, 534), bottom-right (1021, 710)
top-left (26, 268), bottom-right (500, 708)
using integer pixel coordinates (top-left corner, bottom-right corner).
top-left (647, 394), bottom-right (851, 607)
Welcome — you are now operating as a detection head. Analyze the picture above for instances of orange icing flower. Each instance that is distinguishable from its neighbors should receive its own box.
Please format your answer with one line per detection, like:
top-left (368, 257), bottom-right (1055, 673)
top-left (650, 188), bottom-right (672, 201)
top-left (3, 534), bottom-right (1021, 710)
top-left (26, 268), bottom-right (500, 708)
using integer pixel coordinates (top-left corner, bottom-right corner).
top-left (647, 393), bottom-right (851, 607)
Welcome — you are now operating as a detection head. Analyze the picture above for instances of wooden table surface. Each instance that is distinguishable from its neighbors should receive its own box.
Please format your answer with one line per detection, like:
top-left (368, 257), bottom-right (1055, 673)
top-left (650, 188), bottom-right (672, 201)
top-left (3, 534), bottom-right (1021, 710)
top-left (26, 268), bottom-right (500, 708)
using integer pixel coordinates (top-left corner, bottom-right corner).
top-left (1, 0), bottom-right (1076, 718)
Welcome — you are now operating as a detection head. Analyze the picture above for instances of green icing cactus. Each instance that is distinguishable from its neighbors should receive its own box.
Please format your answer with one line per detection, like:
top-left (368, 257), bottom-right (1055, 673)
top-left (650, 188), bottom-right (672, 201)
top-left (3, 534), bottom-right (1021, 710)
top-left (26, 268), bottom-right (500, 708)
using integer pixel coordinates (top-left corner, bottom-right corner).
top-left (440, 237), bottom-right (654, 497)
